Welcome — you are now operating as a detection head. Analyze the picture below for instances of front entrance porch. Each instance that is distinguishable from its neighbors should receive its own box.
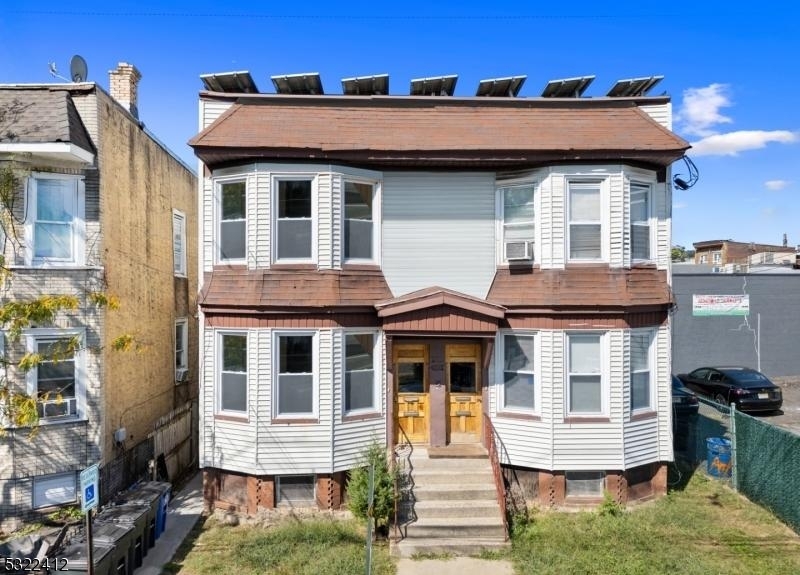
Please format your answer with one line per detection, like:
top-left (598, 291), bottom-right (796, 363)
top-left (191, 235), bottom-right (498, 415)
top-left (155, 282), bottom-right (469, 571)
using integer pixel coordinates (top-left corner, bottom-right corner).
top-left (394, 340), bottom-right (485, 446)
top-left (376, 286), bottom-right (505, 449)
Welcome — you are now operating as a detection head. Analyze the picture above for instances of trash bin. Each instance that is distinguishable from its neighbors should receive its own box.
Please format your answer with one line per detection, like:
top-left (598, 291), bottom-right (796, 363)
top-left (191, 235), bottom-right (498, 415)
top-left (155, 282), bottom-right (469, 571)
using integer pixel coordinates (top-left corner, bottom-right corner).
top-left (91, 521), bottom-right (134, 575)
top-left (56, 540), bottom-right (114, 575)
top-left (133, 481), bottom-right (171, 541)
top-left (95, 503), bottom-right (150, 559)
top-left (119, 486), bottom-right (159, 553)
top-left (706, 437), bottom-right (732, 478)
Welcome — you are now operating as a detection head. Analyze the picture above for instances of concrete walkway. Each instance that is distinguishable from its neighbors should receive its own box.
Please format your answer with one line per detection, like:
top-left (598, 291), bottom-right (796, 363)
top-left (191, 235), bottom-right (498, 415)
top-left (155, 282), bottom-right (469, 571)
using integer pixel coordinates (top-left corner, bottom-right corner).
top-left (397, 557), bottom-right (515, 575)
top-left (136, 472), bottom-right (204, 574)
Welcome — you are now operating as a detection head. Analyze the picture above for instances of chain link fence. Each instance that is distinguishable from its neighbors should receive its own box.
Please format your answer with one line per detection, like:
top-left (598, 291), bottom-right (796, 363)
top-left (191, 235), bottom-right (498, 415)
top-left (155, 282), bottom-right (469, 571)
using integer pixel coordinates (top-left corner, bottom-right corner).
top-left (676, 397), bottom-right (800, 533)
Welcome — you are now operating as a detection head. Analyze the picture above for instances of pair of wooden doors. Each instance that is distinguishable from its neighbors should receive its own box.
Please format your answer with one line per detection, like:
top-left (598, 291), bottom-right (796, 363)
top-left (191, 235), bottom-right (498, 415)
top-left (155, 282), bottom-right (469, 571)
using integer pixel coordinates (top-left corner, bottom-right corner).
top-left (394, 342), bottom-right (482, 444)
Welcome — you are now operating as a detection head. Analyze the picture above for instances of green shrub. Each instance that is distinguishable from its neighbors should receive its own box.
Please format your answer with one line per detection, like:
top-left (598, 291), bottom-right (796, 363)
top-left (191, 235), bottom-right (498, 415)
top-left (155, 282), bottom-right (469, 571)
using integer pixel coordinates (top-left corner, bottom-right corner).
top-left (346, 443), bottom-right (397, 528)
top-left (597, 492), bottom-right (624, 517)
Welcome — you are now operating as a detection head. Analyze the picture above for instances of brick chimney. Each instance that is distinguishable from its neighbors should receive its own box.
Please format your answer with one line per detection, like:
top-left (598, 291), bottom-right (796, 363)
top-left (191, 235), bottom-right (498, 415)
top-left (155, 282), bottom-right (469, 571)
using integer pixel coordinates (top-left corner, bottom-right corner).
top-left (109, 62), bottom-right (142, 119)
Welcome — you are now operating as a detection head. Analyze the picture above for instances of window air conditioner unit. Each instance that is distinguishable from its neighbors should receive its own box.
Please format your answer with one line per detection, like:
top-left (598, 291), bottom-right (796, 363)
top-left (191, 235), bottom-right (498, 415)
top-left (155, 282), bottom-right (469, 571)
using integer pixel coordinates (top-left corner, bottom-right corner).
top-left (175, 368), bottom-right (189, 383)
top-left (505, 241), bottom-right (532, 261)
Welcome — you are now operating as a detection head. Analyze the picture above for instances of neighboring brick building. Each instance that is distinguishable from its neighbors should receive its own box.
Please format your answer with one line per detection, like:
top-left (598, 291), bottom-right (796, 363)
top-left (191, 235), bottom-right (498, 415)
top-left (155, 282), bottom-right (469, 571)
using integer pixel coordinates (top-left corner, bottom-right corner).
top-left (693, 239), bottom-right (790, 266)
top-left (0, 64), bottom-right (197, 530)
top-left (191, 71), bottom-right (688, 514)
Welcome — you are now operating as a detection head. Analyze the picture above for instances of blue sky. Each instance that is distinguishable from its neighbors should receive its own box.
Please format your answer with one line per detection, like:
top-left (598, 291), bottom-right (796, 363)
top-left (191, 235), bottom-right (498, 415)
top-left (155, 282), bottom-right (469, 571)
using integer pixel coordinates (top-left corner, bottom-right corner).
top-left (1, 1), bottom-right (798, 250)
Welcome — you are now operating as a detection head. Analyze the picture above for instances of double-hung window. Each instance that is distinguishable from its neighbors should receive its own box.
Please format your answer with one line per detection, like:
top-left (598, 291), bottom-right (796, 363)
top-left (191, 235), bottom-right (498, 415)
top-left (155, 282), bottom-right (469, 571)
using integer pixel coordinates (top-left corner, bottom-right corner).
top-left (567, 333), bottom-right (603, 415)
top-left (219, 333), bottom-right (247, 414)
top-left (499, 184), bottom-right (535, 262)
top-left (27, 175), bottom-right (85, 266)
top-left (173, 209), bottom-right (187, 276)
top-left (630, 331), bottom-right (653, 412)
top-left (175, 319), bottom-right (188, 382)
top-left (344, 332), bottom-right (377, 414)
top-left (25, 330), bottom-right (85, 422)
top-left (630, 183), bottom-right (651, 261)
top-left (568, 181), bottom-right (602, 260)
top-left (344, 181), bottom-right (376, 261)
top-left (501, 333), bottom-right (536, 411)
top-left (219, 181), bottom-right (246, 261)
top-left (276, 333), bottom-right (315, 417)
top-left (276, 179), bottom-right (313, 261)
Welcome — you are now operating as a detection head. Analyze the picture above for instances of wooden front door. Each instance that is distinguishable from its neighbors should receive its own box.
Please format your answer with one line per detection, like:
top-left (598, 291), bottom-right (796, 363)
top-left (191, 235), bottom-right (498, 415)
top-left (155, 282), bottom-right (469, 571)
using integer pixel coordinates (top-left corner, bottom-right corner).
top-left (446, 343), bottom-right (482, 443)
top-left (394, 344), bottom-right (429, 444)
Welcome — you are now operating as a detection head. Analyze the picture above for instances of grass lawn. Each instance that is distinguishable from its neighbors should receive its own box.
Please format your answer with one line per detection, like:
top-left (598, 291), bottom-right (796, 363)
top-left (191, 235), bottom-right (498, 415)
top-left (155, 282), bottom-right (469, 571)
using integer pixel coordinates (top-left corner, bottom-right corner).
top-left (163, 516), bottom-right (394, 575)
top-left (510, 464), bottom-right (800, 575)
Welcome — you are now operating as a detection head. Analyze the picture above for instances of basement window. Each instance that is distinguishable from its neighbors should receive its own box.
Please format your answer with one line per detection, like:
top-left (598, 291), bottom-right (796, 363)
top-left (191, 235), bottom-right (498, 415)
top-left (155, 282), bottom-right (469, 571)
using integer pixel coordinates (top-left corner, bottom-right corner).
top-left (565, 471), bottom-right (605, 497)
top-left (277, 475), bottom-right (315, 506)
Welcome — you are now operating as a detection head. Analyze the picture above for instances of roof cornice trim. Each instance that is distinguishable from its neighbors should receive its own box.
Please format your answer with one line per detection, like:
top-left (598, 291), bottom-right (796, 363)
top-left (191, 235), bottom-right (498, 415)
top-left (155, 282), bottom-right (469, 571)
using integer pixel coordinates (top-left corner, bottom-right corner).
top-left (0, 142), bottom-right (94, 164)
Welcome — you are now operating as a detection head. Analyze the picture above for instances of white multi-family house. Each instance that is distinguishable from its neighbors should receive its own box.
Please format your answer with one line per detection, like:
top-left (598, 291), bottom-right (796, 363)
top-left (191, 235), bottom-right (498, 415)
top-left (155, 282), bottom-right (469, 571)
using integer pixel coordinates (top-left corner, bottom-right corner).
top-left (191, 72), bottom-right (688, 515)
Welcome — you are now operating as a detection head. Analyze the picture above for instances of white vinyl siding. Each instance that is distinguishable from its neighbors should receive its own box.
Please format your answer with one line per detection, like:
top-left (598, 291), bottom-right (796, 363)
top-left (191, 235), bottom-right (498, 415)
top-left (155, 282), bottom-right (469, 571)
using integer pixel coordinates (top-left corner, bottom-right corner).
top-left (172, 209), bottom-right (187, 276)
top-left (200, 99), bottom-right (233, 130)
top-left (25, 174), bottom-right (86, 266)
top-left (33, 472), bottom-right (77, 508)
top-left (382, 172), bottom-right (496, 298)
top-left (638, 102), bottom-right (672, 130)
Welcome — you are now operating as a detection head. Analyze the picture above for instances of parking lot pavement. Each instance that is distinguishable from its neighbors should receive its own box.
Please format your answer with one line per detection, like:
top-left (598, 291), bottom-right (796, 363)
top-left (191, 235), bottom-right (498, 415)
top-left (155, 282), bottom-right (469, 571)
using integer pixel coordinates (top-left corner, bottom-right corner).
top-left (761, 377), bottom-right (800, 435)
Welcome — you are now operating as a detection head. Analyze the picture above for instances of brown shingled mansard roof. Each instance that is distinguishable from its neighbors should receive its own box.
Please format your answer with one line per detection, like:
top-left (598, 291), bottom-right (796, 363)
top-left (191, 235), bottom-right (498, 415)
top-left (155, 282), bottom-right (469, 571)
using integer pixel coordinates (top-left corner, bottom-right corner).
top-left (487, 267), bottom-right (673, 310)
top-left (190, 94), bottom-right (690, 169)
top-left (0, 88), bottom-right (95, 154)
top-left (199, 268), bottom-right (393, 311)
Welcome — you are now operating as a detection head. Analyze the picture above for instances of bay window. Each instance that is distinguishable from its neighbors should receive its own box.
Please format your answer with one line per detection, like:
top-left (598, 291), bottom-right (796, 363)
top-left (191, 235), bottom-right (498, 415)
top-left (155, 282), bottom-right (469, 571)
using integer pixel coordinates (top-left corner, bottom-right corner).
top-left (276, 179), bottom-right (313, 261)
top-left (567, 333), bottom-right (603, 414)
top-left (568, 181), bottom-right (602, 260)
top-left (219, 181), bottom-right (246, 261)
top-left (276, 333), bottom-right (315, 417)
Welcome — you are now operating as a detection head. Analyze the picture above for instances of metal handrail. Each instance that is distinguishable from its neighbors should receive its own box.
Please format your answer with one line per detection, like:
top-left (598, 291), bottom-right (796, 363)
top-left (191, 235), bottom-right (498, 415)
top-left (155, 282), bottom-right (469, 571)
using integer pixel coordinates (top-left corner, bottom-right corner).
top-left (392, 423), bottom-right (414, 542)
top-left (483, 413), bottom-right (509, 540)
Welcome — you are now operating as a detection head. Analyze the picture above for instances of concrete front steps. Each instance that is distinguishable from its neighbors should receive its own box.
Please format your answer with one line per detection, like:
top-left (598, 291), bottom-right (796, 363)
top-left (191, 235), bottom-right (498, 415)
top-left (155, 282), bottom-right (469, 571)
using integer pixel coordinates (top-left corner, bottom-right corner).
top-left (393, 446), bottom-right (509, 557)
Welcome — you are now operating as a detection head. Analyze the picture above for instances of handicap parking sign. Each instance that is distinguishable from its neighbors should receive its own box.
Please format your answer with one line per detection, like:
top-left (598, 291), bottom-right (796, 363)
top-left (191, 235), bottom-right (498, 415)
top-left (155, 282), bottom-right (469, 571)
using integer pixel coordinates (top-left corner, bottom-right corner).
top-left (80, 464), bottom-right (99, 512)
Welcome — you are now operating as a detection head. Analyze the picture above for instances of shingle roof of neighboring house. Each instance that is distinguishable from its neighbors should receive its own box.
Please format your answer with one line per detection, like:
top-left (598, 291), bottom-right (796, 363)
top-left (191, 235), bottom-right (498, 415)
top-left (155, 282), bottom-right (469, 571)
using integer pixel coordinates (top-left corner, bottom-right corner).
top-left (487, 267), bottom-right (672, 309)
top-left (0, 88), bottom-right (95, 154)
top-left (190, 95), bottom-right (690, 169)
top-left (199, 268), bottom-right (393, 310)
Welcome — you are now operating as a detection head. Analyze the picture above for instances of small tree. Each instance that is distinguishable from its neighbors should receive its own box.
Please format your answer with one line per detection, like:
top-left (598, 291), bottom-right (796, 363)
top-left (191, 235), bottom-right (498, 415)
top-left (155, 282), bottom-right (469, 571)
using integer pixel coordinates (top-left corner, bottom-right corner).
top-left (671, 245), bottom-right (687, 262)
top-left (347, 442), bottom-right (397, 532)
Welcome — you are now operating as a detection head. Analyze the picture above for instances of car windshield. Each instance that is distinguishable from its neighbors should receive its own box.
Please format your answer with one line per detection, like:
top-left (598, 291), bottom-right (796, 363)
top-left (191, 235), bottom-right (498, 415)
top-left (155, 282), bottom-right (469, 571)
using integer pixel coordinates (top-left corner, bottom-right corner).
top-left (722, 369), bottom-right (772, 388)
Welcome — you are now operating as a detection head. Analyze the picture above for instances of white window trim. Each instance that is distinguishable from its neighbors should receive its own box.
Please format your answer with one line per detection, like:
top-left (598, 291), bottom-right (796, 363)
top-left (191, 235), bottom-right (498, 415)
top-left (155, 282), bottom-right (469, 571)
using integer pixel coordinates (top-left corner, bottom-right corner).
top-left (272, 175), bottom-right (318, 264)
top-left (341, 179), bottom-right (382, 265)
top-left (33, 471), bottom-right (78, 509)
top-left (495, 330), bottom-right (540, 415)
top-left (272, 330), bottom-right (319, 419)
top-left (24, 328), bottom-right (87, 424)
top-left (342, 329), bottom-right (381, 416)
top-left (565, 331), bottom-right (608, 417)
top-left (566, 178), bottom-right (607, 263)
top-left (630, 329), bottom-right (656, 415)
top-left (24, 173), bottom-right (86, 267)
top-left (175, 318), bottom-right (188, 380)
top-left (172, 209), bottom-right (187, 277)
top-left (216, 330), bottom-right (249, 416)
top-left (630, 181), bottom-right (655, 264)
top-left (495, 180), bottom-right (539, 265)
top-left (215, 177), bottom-right (248, 265)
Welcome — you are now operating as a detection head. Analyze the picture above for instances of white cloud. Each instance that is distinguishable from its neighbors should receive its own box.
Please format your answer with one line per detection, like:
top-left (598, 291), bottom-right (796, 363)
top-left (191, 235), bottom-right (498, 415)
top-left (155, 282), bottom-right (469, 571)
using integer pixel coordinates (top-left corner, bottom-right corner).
top-left (673, 201), bottom-right (688, 209)
top-left (677, 84), bottom-right (733, 137)
top-left (690, 130), bottom-right (798, 156)
top-left (764, 179), bottom-right (790, 191)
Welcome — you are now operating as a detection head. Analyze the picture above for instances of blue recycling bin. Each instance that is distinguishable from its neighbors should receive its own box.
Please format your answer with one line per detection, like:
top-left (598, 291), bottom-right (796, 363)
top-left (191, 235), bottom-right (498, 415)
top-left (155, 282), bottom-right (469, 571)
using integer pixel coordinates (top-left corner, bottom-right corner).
top-left (706, 437), bottom-right (732, 478)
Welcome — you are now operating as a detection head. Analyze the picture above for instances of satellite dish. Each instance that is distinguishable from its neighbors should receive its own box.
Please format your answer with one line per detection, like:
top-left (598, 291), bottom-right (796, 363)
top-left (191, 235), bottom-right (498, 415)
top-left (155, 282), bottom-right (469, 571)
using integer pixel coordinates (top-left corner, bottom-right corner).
top-left (70, 55), bottom-right (88, 82)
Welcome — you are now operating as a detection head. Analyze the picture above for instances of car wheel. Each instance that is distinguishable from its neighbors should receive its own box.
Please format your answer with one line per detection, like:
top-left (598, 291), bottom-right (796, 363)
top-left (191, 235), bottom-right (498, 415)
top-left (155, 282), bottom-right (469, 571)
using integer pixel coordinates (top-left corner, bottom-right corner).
top-left (714, 393), bottom-right (729, 406)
